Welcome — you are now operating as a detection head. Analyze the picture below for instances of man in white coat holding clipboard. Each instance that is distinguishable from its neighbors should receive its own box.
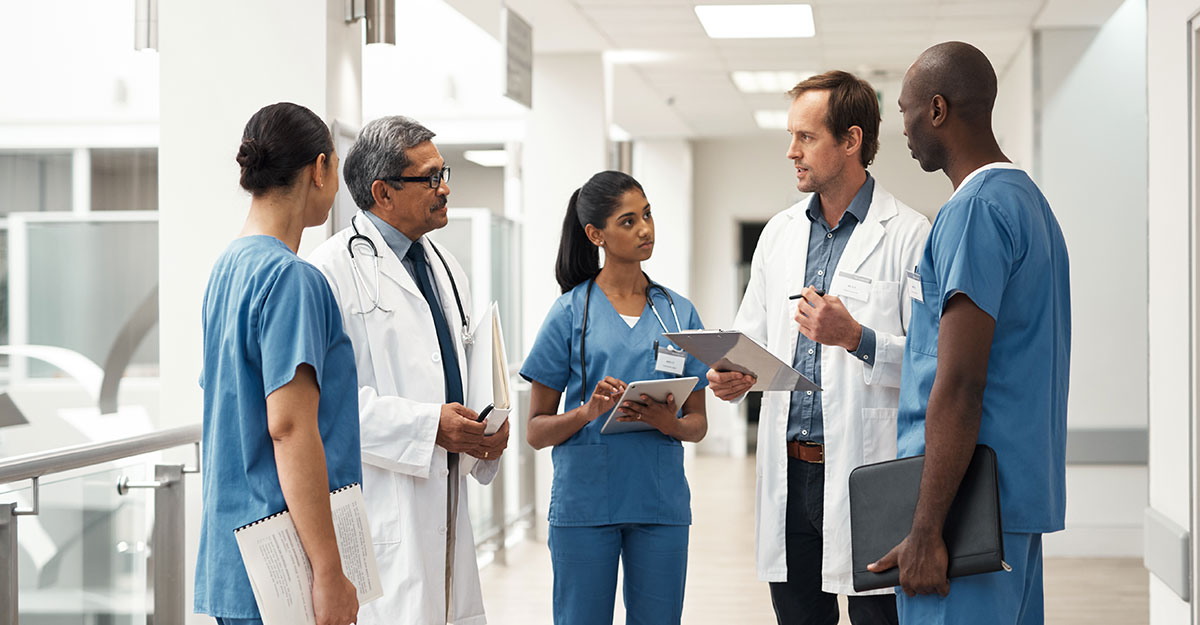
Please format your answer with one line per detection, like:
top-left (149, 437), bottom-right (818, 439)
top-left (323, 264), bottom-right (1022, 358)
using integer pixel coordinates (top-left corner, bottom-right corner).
top-left (708, 72), bottom-right (930, 625)
top-left (308, 116), bottom-right (509, 625)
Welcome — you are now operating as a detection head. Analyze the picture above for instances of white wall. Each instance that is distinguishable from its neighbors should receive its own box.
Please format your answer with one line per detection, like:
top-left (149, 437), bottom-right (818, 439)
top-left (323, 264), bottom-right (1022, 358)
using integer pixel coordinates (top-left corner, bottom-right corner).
top-left (1028, 0), bottom-right (1149, 558)
top-left (1147, 0), bottom-right (1198, 620)
top-left (0, 0), bottom-right (159, 148)
top-left (994, 35), bottom-right (1036, 171)
top-left (634, 139), bottom-right (694, 298)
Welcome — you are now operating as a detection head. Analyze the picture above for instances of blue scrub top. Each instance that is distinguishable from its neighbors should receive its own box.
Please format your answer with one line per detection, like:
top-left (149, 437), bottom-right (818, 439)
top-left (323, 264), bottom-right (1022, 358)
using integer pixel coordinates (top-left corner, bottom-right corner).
top-left (194, 236), bottom-right (362, 618)
top-left (898, 167), bottom-right (1071, 534)
top-left (520, 280), bottom-right (710, 527)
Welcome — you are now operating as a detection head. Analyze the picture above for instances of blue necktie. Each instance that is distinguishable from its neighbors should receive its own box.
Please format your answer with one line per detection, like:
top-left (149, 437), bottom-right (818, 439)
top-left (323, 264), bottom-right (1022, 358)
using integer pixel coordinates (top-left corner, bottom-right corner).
top-left (405, 242), bottom-right (464, 405)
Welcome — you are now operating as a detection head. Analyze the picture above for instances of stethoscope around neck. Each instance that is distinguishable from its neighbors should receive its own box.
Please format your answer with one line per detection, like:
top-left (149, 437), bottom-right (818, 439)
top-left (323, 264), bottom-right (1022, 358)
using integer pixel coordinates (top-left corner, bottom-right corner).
top-left (578, 272), bottom-right (681, 406)
top-left (347, 211), bottom-right (472, 345)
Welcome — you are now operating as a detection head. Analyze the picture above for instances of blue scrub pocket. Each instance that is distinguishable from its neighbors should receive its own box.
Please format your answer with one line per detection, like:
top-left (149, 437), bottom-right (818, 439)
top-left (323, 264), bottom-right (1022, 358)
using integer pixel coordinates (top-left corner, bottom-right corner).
top-left (550, 444), bottom-right (610, 525)
top-left (656, 444), bottom-right (691, 523)
top-left (907, 278), bottom-right (941, 357)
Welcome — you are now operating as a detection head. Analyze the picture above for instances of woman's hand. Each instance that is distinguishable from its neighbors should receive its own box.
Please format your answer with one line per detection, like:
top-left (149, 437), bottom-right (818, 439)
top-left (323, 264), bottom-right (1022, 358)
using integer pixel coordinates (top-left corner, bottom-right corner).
top-left (616, 393), bottom-right (680, 437)
top-left (583, 376), bottom-right (627, 422)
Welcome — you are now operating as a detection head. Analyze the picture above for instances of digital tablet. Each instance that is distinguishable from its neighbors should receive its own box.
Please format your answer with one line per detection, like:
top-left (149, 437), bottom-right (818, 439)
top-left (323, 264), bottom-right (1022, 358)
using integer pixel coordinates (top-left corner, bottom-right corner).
top-left (599, 377), bottom-right (699, 435)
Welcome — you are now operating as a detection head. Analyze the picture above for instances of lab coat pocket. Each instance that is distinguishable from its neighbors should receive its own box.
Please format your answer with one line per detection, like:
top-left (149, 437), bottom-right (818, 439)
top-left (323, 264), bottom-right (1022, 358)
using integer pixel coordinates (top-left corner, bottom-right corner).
top-left (861, 408), bottom-right (899, 464)
top-left (656, 444), bottom-right (690, 521)
top-left (550, 444), bottom-right (609, 524)
top-left (362, 465), bottom-right (402, 544)
top-left (862, 280), bottom-right (902, 334)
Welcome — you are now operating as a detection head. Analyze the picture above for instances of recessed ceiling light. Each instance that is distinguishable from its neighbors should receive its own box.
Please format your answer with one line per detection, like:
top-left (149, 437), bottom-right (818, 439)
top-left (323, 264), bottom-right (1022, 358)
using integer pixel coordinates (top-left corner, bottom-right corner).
top-left (463, 150), bottom-right (508, 168)
top-left (731, 71), bottom-right (816, 94)
top-left (694, 4), bottom-right (815, 39)
top-left (754, 110), bottom-right (790, 130)
top-left (609, 125), bottom-right (632, 142)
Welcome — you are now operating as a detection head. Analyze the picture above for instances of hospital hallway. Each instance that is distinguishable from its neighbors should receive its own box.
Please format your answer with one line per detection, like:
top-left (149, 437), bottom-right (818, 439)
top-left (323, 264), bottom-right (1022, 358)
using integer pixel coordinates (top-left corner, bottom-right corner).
top-left (478, 454), bottom-right (1149, 625)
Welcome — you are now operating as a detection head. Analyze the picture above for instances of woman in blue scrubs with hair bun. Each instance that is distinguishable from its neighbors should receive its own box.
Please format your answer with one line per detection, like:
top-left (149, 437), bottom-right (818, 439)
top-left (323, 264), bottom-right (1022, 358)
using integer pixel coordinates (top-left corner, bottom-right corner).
top-left (521, 170), bottom-right (709, 625)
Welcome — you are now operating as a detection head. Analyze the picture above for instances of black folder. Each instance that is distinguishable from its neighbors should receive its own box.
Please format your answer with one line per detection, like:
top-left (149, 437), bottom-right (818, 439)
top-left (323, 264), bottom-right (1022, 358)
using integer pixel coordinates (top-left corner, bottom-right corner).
top-left (849, 444), bottom-right (1006, 592)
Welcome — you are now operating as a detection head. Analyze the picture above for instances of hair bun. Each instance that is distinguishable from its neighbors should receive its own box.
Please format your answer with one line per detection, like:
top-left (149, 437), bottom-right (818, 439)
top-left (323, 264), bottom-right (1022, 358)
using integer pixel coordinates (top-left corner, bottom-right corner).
top-left (236, 138), bottom-right (265, 170)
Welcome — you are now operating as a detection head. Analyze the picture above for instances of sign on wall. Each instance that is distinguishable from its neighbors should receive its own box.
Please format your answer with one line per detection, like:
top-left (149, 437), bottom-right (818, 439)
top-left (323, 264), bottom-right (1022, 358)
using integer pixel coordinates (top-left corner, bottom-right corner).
top-left (502, 6), bottom-right (533, 109)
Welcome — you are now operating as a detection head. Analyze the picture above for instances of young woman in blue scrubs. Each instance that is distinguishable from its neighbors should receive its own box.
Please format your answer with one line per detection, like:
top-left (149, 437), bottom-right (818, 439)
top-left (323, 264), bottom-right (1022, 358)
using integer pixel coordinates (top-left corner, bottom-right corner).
top-left (194, 103), bottom-right (360, 625)
top-left (521, 170), bottom-right (709, 625)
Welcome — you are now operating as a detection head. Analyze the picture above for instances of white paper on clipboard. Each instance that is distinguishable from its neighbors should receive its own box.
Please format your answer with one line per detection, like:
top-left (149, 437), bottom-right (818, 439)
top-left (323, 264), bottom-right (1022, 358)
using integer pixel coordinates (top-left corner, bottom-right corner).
top-left (661, 330), bottom-right (820, 392)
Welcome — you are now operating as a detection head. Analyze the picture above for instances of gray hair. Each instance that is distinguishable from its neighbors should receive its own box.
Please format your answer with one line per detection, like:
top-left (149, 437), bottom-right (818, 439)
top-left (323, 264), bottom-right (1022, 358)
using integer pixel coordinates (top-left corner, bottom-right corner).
top-left (344, 115), bottom-right (436, 210)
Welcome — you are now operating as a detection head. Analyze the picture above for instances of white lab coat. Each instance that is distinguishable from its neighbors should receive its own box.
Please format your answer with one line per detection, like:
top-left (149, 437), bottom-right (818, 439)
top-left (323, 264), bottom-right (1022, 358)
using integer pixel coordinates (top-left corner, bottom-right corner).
top-left (733, 183), bottom-right (930, 595)
top-left (308, 214), bottom-right (499, 625)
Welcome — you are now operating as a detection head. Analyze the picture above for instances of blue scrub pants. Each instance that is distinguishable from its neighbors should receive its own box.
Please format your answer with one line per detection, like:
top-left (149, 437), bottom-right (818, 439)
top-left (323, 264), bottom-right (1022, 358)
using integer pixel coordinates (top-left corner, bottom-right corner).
top-left (215, 619), bottom-right (262, 625)
top-left (549, 523), bottom-right (690, 625)
top-left (897, 532), bottom-right (1043, 625)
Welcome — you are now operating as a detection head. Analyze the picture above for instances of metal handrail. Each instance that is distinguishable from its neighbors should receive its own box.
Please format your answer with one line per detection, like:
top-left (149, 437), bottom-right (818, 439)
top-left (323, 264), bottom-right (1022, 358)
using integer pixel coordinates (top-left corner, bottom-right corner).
top-left (0, 424), bottom-right (200, 484)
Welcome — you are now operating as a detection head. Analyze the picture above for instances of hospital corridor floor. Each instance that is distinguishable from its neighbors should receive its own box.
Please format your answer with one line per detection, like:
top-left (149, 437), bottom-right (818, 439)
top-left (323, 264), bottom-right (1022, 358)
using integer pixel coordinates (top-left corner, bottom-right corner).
top-left (478, 454), bottom-right (1147, 625)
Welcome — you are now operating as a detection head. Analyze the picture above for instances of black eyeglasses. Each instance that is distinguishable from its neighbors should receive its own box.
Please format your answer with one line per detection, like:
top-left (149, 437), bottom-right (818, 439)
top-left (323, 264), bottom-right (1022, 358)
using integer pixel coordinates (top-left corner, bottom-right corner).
top-left (380, 166), bottom-right (451, 190)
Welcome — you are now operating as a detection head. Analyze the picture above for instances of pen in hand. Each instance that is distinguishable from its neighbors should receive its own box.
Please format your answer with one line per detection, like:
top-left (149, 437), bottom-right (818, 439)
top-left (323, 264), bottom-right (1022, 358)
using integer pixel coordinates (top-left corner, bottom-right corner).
top-left (788, 289), bottom-right (826, 300)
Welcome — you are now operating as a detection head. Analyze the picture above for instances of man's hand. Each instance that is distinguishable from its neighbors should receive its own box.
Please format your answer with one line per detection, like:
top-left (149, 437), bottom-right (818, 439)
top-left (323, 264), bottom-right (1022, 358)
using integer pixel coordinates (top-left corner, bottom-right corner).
top-left (794, 285), bottom-right (863, 351)
top-left (466, 418), bottom-right (510, 460)
top-left (436, 403), bottom-right (485, 453)
top-left (706, 369), bottom-right (755, 401)
top-left (311, 568), bottom-right (359, 625)
top-left (867, 527), bottom-right (950, 597)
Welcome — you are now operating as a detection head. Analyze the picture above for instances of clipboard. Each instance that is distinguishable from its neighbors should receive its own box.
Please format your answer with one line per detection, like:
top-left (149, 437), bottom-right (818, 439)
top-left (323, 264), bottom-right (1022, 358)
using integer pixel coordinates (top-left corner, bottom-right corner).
top-left (600, 377), bottom-right (698, 435)
top-left (661, 330), bottom-right (820, 392)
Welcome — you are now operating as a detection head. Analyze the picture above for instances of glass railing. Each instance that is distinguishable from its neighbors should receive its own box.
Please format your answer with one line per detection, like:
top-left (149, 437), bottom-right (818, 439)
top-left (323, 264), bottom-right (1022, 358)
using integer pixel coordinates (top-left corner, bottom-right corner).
top-left (0, 425), bottom-right (200, 625)
top-left (10, 463), bottom-right (151, 625)
top-left (0, 410), bottom-right (539, 624)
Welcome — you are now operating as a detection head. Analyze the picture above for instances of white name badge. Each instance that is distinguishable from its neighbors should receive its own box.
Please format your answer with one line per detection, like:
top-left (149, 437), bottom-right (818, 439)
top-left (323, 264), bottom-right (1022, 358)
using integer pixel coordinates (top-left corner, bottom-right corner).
top-left (655, 346), bottom-right (687, 375)
top-left (906, 269), bottom-right (924, 303)
top-left (831, 271), bottom-right (872, 302)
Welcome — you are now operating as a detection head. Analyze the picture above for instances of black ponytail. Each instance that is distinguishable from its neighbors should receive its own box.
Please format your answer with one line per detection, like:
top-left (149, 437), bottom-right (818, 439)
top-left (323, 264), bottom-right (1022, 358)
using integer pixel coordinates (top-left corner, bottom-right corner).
top-left (554, 171), bottom-right (645, 293)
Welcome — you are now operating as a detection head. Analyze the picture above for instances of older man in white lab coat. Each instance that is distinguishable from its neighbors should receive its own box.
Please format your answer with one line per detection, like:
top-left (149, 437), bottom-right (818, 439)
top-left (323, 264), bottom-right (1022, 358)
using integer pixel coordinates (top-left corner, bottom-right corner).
top-left (709, 72), bottom-right (930, 625)
top-left (308, 116), bottom-right (509, 625)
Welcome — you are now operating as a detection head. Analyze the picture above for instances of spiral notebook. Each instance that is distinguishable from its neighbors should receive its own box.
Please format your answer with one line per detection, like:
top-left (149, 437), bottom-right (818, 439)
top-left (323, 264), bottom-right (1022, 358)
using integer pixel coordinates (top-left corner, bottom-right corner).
top-left (233, 483), bottom-right (383, 625)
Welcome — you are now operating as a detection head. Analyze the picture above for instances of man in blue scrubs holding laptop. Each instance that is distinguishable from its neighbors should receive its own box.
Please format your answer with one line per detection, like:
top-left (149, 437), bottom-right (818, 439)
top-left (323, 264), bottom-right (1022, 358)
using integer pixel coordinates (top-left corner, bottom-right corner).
top-left (868, 42), bottom-right (1071, 625)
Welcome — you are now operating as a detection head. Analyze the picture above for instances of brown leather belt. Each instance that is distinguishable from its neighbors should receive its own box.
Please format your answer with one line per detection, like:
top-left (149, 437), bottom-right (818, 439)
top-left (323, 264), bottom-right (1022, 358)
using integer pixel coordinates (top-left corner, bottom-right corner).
top-left (787, 441), bottom-right (825, 463)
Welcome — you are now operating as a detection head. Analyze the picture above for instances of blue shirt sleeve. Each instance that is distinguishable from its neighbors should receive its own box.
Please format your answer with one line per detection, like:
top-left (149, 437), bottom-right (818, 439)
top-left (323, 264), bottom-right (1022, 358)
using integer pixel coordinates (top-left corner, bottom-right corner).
top-left (258, 262), bottom-right (338, 397)
top-left (849, 325), bottom-right (876, 364)
top-left (682, 303), bottom-right (710, 389)
top-left (932, 196), bottom-right (1016, 320)
top-left (520, 298), bottom-right (573, 392)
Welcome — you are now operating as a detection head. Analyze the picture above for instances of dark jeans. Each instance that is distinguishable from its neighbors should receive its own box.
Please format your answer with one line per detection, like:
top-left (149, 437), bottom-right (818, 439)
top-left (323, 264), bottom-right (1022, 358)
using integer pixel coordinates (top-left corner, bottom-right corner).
top-left (769, 456), bottom-right (898, 625)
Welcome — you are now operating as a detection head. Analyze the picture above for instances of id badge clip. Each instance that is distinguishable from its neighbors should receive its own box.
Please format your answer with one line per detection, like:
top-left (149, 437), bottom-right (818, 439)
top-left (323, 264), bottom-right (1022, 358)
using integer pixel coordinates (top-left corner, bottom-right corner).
top-left (654, 340), bottom-right (687, 375)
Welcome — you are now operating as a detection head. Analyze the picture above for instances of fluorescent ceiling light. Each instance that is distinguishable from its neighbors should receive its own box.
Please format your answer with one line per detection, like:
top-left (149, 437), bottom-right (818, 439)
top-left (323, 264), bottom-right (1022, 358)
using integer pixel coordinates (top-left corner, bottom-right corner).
top-left (754, 110), bottom-right (790, 130)
top-left (463, 150), bottom-right (508, 167)
top-left (609, 124), bottom-right (632, 142)
top-left (694, 4), bottom-right (815, 39)
top-left (731, 70), bottom-right (815, 94)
